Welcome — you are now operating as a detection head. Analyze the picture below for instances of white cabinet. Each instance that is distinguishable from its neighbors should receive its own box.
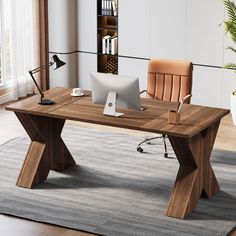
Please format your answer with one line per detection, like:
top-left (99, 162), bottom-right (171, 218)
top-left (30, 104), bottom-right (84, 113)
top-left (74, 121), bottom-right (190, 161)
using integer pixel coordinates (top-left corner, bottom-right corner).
top-left (77, 0), bottom-right (97, 53)
top-left (191, 66), bottom-right (223, 108)
top-left (118, 57), bottom-right (149, 91)
top-left (78, 52), bottom-right (97, 89)
top-left (118, 0), bottom-right (150, 58)
top-left (150, 0), bottom-right (186, 60)
top-left (48, 0), bottom-right (77, 52)
top-left (186, 0), bottom-right (224, 66)
top-left (49, 53), bottom-right (78, 88)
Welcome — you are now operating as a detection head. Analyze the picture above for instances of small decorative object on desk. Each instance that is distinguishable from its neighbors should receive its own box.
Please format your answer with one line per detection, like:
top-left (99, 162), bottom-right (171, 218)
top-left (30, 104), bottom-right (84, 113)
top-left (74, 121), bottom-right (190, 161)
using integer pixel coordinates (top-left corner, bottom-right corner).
top-left (168, 94), bottom-right (192, 125)
top-left (71, 88), bottom-right (84, 97)
top-left (168, 110), bottom-right (180, 125)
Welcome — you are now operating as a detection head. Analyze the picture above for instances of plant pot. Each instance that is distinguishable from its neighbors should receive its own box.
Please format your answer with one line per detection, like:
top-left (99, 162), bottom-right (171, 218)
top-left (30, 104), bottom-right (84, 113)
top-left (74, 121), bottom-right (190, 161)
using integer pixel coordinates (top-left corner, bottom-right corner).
top-left (231, 91), bottom-right (236, 125)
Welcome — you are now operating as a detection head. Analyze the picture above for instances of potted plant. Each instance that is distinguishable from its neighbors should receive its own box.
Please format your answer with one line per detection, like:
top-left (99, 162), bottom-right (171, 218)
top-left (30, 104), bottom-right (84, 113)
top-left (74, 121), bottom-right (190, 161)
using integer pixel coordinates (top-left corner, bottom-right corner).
top-left (223, 0), bottom-right (236, 125)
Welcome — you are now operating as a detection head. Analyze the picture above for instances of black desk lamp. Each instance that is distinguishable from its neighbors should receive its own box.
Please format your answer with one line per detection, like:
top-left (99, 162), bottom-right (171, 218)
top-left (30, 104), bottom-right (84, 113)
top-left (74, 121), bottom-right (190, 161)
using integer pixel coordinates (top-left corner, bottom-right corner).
top-left (29, 55), bottom-right (66, 105)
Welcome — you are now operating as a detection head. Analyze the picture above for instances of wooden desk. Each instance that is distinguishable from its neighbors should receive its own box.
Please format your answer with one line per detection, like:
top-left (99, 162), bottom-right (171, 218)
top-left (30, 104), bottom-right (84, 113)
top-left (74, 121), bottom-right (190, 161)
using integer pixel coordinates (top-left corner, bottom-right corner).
top-left (6, 87), bottom-right (230, 219)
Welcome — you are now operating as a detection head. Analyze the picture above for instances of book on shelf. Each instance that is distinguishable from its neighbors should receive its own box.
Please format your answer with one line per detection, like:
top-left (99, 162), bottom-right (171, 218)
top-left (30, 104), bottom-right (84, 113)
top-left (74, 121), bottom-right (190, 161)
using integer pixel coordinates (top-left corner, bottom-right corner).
top-left (102, 35), bottom-right (111, 54)
top-left (102, 0), bottom-right (107, 15)
top-left (101, 0), bottom-right (104, 15)
top-left (110, 36), bottom-right (118, 55)
top-left (101, 0), bottom-right (108, 15)
top-left (106, 35), bottom-right (111, 54)
top-left (106, 0), bottom-right (109, 15)
top-left (102, 35), bottom-right (118, 55)
top-left (109, 0), bottom-right (112, 15)
top-left (111, 0), bottom-right (118, 16)
top-left (101, 0), bottom-right (117, 16)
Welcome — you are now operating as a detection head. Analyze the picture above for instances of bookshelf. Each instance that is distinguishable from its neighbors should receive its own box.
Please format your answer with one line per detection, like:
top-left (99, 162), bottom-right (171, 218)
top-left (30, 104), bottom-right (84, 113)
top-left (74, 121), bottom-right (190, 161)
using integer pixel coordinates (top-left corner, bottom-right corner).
top-left (97, 0), bottom-right (118, 74)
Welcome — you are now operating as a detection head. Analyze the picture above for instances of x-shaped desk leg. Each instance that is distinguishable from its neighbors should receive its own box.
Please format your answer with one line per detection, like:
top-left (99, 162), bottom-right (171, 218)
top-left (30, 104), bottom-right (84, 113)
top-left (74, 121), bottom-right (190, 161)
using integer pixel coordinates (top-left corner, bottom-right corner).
top-left (166, 120), bottom-right (220, 219)
top-left (15, 112), bottom-right (76, 188)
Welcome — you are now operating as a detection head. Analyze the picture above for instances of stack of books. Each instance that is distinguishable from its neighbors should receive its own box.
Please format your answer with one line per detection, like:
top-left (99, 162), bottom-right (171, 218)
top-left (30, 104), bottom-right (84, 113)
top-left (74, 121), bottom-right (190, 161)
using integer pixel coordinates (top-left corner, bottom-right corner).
top-left (101, 0), bottom-right (118, 16)
top-left (102, 35), bottom-right (118, 55)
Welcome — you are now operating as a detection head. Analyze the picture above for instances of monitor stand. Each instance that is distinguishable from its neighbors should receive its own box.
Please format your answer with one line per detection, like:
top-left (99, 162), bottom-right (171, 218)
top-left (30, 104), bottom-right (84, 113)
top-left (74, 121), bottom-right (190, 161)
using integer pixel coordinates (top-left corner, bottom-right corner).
top-left (103, 91), bottom-right (124, 117)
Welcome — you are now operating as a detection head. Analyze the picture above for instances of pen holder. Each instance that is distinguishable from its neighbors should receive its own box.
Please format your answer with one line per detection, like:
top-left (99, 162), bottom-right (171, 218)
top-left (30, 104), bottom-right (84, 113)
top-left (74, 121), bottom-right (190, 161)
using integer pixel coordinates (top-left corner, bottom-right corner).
top-left (168, 110), bottom-right (180, 125)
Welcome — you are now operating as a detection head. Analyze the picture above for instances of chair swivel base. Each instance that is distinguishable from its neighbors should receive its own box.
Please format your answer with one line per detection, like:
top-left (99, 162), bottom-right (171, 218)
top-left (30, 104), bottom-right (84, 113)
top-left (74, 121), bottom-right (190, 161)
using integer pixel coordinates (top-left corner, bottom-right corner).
top-left (136, 135), bottom-right (169, 158)
top-left (137, 147), bottom-right (144, 153)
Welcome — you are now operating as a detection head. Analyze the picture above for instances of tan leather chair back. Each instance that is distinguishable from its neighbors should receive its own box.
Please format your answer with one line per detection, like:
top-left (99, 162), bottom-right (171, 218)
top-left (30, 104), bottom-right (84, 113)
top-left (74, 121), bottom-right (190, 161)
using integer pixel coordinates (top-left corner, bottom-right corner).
top-left (147, 58), bottom-right (193, 103)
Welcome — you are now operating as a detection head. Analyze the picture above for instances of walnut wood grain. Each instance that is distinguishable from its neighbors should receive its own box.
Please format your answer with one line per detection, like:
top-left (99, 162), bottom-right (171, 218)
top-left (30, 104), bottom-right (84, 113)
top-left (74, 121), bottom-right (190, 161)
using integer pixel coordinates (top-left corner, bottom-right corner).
top-left (166, 120), bottom-right (220, 218)
top-left (15, 112), bottom-right (75, 188)
top-left (6, 88), bottom-right (229, 138)
top-left (5, 87), bottom-right (230, 219)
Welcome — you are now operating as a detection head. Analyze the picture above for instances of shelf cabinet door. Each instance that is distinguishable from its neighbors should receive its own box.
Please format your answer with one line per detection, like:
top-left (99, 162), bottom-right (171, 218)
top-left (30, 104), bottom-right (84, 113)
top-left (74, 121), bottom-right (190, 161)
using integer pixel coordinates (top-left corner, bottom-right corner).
top-left (77, 0), bottom-right (97, 53)
top-left (150, 0), bottom-right (186, 60)
top-left (118, 57), bottom-right (149, 91)
top-left (78, 53), bottom-right (97, 89)
top-left (48, 0), bottom-right (77, 52)
top-left (118, 0), bottom-right (150, 58)
top-left (186, 0), bottom-right (224, 66)
top-left (191, 66), bottom-right (223, 108)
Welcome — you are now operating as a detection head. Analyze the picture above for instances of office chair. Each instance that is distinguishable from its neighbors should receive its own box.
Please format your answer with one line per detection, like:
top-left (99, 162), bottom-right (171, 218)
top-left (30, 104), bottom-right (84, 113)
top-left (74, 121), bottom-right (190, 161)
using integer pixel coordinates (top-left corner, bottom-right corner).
top-left (137, 58), bottom-right (193, 157)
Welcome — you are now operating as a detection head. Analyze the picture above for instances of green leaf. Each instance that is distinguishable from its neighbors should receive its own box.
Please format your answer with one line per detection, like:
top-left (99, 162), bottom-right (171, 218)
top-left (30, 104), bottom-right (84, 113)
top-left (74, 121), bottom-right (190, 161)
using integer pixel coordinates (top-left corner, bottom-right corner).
top-left (224, 0), bottom-right (236, 22)
top-left (226, 46), bottom-right (236, 53)
top-left (224, 63), bottom-right (236, 71)
top-left (222, 0), bottom-right (236, 73)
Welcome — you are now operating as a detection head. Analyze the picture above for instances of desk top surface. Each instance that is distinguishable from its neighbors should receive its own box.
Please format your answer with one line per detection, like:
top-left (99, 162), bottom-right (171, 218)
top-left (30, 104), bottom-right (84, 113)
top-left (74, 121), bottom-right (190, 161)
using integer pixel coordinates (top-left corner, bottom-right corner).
top-left (6, 87), bottom-right (230, 138)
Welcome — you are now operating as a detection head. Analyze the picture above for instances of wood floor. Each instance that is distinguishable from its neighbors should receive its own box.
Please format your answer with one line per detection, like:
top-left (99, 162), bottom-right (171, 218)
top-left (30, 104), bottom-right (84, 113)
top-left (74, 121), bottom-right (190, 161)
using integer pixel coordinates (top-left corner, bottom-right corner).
top-left (0, 107), bottom-right (235, 236)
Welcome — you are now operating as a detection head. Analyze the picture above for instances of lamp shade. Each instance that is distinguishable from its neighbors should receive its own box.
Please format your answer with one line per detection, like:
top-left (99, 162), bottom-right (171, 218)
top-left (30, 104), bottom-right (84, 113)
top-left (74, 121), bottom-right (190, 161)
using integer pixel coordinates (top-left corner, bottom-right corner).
top-left (52, 55), bottom-right (66, 69)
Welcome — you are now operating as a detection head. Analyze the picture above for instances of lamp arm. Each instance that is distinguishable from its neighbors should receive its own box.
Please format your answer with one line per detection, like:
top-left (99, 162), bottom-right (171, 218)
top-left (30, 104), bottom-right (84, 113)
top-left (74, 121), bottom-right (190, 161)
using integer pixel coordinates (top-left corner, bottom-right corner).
top-left (30, 61), bottom-right (54, 74)
top-left (29, 71), bottom-right (44, 99)
top-left (29, 61), bottom-right (55, 101)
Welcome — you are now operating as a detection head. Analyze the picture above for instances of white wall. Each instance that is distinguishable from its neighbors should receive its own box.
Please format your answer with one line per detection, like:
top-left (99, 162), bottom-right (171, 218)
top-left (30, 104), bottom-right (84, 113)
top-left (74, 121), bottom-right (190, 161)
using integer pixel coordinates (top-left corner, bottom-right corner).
top-left (48, 0), bottom-right (78, 88)
top-left (48, 0), bottom-right (235, 108)
top-left (48, 0), bottom-right (78, 53)
top-left (119, 0), bottom-right (150, 58)
top-left (77, 0), bottom-right (97, 53)
top-left (186, 0), bottom-right (225, 66)
top-left (191, 66), bottom-right (223, 108)
top-left (150, 0), bottom-right (187, 60)
top-left (78, 52), bottom-right (97, 89)
top-left (118, 57), bottom-right (149, 91)
top-left (223, 8), bottom-right (236, 108)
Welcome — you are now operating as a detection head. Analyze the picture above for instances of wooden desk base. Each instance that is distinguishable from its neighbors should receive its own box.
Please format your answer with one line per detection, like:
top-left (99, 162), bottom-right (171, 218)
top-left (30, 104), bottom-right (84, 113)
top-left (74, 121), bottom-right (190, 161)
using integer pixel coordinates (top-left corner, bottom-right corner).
top-left (166, 120), bottom-right (220, 219)
top-left (15, 113), bottom-right (76, 188)
top-left (14, 112), bottom-right (221, 219)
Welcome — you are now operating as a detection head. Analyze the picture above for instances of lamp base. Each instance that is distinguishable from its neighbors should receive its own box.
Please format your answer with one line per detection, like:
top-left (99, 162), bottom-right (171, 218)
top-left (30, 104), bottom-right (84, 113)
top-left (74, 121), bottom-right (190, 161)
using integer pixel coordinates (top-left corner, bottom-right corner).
top-left (38, 98), bottom-right (55, 105)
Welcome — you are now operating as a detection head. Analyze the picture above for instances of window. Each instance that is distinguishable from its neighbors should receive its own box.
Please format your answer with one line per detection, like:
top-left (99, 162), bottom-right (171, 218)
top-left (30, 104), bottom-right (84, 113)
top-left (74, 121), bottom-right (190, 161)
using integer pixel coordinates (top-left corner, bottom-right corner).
top-left (0, 0), bottom-right (11, 86)
top-left (0, 0), bottom-right (48, 105)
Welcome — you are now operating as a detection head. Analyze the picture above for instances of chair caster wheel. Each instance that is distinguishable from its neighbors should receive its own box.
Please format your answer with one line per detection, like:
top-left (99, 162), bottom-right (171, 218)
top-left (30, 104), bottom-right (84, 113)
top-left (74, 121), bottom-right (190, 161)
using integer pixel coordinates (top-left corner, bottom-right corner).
top-left (164, 153), bottom-right (168, 158)
top-left (137, 147), bottom-right (143, 153)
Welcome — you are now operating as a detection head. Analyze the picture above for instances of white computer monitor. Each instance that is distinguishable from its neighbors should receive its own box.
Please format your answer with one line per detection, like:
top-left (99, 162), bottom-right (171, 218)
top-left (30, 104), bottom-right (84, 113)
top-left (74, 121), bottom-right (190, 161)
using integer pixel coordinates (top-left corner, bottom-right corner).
top-left (90, 72), bottom-right (141, 117)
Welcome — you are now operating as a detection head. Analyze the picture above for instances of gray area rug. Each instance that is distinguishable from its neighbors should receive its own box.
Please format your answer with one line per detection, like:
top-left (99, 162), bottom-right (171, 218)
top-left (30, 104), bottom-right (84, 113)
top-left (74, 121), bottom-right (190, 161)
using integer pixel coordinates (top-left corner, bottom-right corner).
top-left (0, 123), bottom-right (235, 236)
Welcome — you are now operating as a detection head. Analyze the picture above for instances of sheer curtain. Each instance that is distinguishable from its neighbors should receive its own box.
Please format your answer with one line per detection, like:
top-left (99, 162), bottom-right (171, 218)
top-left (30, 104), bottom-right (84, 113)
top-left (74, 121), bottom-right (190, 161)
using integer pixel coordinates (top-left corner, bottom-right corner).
top-left (0, 0), bottom-right (48, 104)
